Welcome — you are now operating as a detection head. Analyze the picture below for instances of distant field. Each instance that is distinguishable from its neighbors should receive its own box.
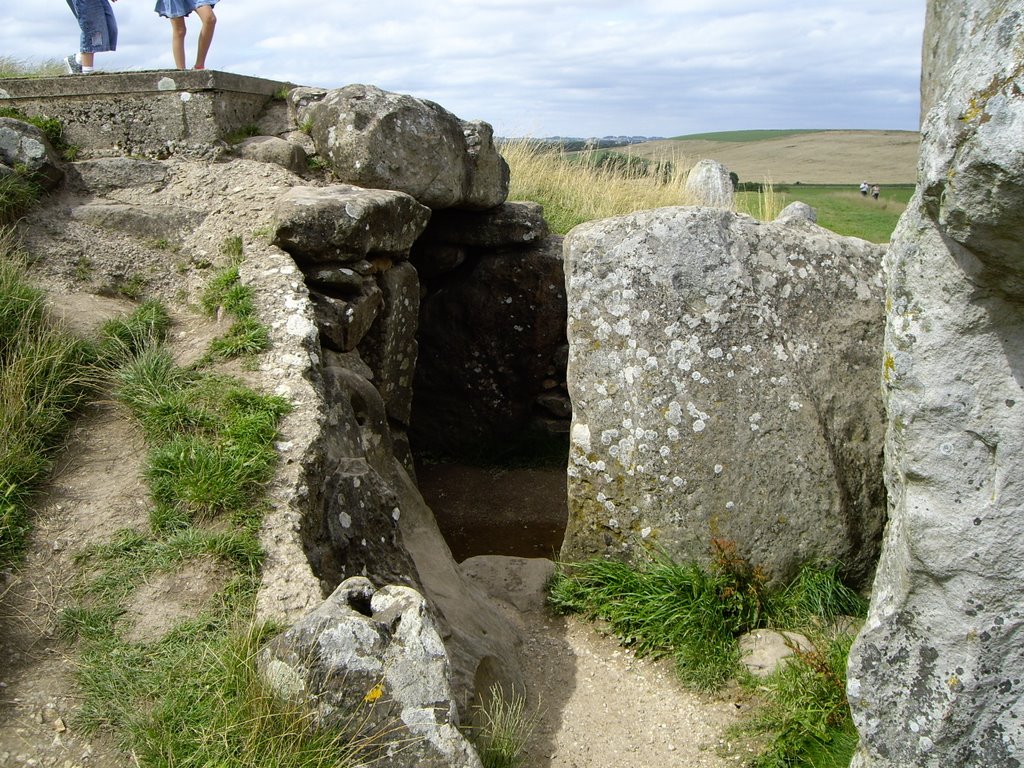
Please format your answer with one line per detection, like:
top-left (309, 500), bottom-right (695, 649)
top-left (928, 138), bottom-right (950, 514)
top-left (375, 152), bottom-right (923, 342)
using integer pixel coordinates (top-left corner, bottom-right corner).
top-left (669, 129), bottom-right (826, 142)
top-left (741, 183), bottom-right (916, 243)
top-left (622, 129), bottom-right (920, 185)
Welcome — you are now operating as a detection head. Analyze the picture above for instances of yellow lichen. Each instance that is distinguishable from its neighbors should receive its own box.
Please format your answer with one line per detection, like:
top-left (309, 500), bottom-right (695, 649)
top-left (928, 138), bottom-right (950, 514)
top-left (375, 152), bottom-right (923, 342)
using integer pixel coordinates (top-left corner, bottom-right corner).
top-left (883, 353), bottom-right (896, 383)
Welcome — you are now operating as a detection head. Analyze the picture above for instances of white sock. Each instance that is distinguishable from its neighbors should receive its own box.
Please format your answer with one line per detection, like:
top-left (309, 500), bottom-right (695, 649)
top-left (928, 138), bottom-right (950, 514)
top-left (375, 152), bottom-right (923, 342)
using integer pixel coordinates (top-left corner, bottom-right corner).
top-left (82, 66), bottom-right (94, 72)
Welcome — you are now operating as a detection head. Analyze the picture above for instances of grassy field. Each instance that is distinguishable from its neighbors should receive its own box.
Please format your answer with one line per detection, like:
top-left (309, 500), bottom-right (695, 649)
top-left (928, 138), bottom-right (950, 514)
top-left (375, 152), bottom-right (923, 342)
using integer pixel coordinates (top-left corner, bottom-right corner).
top-left (670, 129), bottom-right (827, 142)
top-left (507, 139), bottom-right (913, 243)
top-left (742, 183), bottom-right (916, 243)
top-left (622, 129), bottom-right (919, 185)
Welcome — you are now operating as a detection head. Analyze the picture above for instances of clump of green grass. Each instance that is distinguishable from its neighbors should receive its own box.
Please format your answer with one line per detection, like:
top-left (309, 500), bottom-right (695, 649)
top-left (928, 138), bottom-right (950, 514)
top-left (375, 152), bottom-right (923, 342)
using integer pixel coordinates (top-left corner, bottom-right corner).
top-left (0, 173), bottom-right (45, 224)
top-left (66, 541), bottom-right (377, 768)
top-left (95, 299), bottom-right (172, 365)
top-left (470, 684), bottom-right (536, 768)
top-left (549, 543), bottom-right (868, 765)
top-left (741, 631), bottom-right (862, 768)
top-left (113, 348), bottom-right (288, 529)
top-left (198, 237), bottom-right (270, 360)
top-left (0, 244), bottom-right (98, 564)
top-left (549, 540), bottom-right (771, 690)
top-left (58, 312), bottom-right (377, 767)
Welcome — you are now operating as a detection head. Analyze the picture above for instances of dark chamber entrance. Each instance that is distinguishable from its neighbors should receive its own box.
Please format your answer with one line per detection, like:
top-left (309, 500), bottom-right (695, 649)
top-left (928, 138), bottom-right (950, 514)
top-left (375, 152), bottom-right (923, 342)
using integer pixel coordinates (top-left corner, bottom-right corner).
top-left (415, 462), bottom-right (568, 562)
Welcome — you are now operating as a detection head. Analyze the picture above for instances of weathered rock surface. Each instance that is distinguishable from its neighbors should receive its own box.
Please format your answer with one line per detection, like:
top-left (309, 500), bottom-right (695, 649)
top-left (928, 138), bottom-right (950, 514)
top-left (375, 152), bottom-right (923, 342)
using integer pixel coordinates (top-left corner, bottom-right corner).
top-left (562, 207), bottom-right (886, 585)
top-left (235, 135), bottom-right (308, 175)
top-left (272, 184), bottom-right (431, 264)
top-left (259, 578), bottom-right (483, 768)
top-left (685, 159), bottom-right (734, 208)
top-left (70, 201), bottom-right (205, 239)
top-left (297, 84), bottom-right (508, 210)
top-left (246, 246), bottom-right (525, 722)
top-left (776, 201), bottom-right (817, 224)
top-left (847, 4), bottom-right (1024, 766)
top-left (738, 629), bottom-right (813, 678)
top-left (394, 464), bottom-right (525, 712)
top-left (65, 156), bottom-right (169, 194)
top-left (0, 117), bottom-right (64, 189)
top-left (357, 260), bottom-right (421, 427)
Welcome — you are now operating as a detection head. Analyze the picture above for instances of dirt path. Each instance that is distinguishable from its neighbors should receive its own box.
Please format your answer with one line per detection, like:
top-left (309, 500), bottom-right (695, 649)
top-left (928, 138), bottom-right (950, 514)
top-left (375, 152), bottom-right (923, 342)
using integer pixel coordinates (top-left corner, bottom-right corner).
top-left (0, 403), bottom-right (137, 768)
top-left (519, 610), bottom-right (747, 767)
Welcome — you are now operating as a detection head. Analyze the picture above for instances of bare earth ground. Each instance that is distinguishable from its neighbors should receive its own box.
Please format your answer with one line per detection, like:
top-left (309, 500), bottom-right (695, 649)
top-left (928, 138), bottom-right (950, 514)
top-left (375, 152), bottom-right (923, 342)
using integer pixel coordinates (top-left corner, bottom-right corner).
top-left (623, 129), bottom-right (920, 185)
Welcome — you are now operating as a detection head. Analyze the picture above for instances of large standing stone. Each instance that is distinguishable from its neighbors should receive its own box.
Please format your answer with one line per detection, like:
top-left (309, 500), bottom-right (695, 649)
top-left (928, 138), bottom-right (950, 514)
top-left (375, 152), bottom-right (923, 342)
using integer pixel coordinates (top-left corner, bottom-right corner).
top-left (299, 84), bottom-right (509, 210)
top-left (685, 159), bottom-right (734, 208)
top-left (847, 4), bottom-right (1024, 766)
top-left (562, 207), bottom-right (886, 585)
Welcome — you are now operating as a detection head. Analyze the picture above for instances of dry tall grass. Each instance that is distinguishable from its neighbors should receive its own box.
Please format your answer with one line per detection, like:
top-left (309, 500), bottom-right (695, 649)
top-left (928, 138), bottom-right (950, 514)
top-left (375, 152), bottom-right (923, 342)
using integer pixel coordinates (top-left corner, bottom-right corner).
top-left (502, 139), bottom-right (781, 234)
top-left (0, 56), bottom-right (64, 79)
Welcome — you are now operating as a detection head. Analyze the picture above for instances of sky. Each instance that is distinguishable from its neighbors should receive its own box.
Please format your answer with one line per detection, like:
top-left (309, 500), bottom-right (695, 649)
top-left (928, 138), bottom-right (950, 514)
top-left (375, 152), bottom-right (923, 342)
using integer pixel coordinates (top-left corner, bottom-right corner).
top-left (4, 1), bottom-right (926, 138)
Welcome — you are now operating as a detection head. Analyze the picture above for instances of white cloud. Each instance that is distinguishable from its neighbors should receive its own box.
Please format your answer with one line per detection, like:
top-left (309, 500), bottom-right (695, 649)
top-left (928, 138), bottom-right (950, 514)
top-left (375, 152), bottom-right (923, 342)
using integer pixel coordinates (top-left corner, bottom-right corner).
top-left (2, 0), bottom-right (926, 137)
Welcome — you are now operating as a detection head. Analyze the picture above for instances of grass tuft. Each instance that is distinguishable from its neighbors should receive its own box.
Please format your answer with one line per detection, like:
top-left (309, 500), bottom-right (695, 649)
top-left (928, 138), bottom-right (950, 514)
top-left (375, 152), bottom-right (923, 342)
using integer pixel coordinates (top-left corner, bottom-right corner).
top-left (741, 631), bottom-right (862, 768)
top-left (470, 684), bottom-right (536, 768)
top-left (198, 240), bottom-right (272, 360)
top-left (549, 552), bottom-right (754, 690)
top-left (0, 173), bottom-right (45, 224)
top-left (503, 139), bottom-right (705, 234)
top-left (0, 56), bottom-right (65, 79)
top-left (549, 545), bottom-right (868, 764)
top-left (0, 243), bottom-right (99, 565)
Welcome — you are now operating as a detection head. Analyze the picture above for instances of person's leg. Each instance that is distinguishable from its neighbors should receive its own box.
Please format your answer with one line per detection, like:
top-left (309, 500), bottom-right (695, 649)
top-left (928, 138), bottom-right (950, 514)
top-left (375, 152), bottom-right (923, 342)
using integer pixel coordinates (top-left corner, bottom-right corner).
top-left (74, 0), bottom-right (116, 71)
top-left (170, 18), bottom-right (187, 69)
top-left (101, 0), bottom-right (117, 52)
top-left (192, 5), bottom-right (217, 70)
top-left (65, 0), bottom-right (84, 73)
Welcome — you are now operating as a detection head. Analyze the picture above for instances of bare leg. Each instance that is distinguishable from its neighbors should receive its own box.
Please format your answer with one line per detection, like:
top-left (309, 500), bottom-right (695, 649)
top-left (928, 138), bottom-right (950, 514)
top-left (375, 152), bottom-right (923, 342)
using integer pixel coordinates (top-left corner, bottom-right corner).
top-left (193, 6), bottom-right (217, 70)
top-left (170, 18), bottom-right (187, 69)
top-left (80, 52), bottom-right (95, 68)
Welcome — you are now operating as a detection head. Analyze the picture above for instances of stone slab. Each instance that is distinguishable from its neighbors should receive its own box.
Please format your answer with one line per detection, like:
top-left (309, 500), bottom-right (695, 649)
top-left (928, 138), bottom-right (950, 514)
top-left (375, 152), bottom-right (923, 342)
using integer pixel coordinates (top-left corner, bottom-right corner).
top-left (0, 70), bottom-right (294, 157)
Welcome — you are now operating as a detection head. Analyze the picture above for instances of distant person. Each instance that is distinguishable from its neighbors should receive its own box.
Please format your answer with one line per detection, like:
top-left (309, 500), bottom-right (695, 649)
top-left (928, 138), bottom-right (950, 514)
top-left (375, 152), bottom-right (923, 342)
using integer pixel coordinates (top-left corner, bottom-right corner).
top-left (859, 181), bottom-right (869, 197)
top-left (871, 184), bottom-right (880, 200)
top-left (155, 0), bottom-right (219, 71)
top-left (64, 0), bottom-right (119, 74)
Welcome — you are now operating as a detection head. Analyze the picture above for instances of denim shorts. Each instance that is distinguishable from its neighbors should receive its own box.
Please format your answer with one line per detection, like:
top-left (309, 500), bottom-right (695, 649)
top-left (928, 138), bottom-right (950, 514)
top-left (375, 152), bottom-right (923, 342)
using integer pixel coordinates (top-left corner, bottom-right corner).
top-left (154, 0), bottom-right (219, 19)
top-left (66, 0), bottom-right (118, 53)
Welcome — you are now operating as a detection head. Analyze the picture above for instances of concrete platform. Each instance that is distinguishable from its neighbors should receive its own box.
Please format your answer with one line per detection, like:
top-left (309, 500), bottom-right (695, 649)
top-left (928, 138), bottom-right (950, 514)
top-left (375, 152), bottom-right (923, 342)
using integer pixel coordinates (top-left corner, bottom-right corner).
top-left (0, 70), bottom-right (294, 157)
